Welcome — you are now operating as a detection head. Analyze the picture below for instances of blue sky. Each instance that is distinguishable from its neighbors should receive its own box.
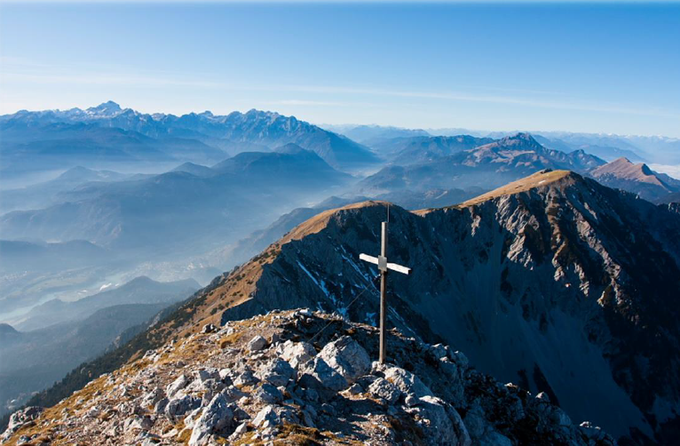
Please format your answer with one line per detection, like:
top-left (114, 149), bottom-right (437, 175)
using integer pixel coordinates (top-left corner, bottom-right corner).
top-left (1, 2), bottom-right (679, 137)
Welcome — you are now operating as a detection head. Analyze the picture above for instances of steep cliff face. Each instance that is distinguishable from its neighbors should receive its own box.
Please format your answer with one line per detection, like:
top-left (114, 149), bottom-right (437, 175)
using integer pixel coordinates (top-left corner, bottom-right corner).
top-left (210, 170), bottom-right (680, 444)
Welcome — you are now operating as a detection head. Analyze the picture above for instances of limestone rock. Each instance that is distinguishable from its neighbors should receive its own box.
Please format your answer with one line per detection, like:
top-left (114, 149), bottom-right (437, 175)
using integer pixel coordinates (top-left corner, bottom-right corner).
top-left (188, 394), bottom-right (233, 446)
top-left (0, 407), bottom-right (44, 442)
top-left (166, 374), bottom-right (190, 399)
top-left (247, 335), bottom-right (267, 351)
top-left (367, 377), bottom-right (402, 404)
top-left (317, 335), bottom-right (370, 384)
top-left (298, 357), bottom-right (348, 391)
top-left (278, 340), bottom-right (316, 369)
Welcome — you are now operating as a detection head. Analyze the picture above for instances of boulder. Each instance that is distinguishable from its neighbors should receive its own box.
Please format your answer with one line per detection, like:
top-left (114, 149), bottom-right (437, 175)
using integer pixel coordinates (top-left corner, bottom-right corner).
top-left (248, 335), bottom-right (268, 351)
top-left (367, 377), bottom-right (402, 404)
top-left (450, 351), bottom-right (469, 369)
top-left (278, 340), bottom-right (316, 369)
top-left (0, 406), bottom-right (44, 442)
top-left (140, 388), bottom-right (166, 409)
top-left (429, 344), bottom-right (448, 360)
top-left (228, 422), bottom-right (249, 441)
top-left (259, 358), bottom-right (296, 387)
top-left (579, 421), bottom-right (616, 445)
top-left (410, 395), bottom-right (471, 446)
top-left (189, 394), bottom-right (233, 446)
top-left (317, 336), bottom-right (371, 384)
top-left (233, 369), bottom-right (258, 387)
top-left (166, 374), bottom-right (190, 399)
top-left (382, 365), bottom-right (433, 398)
top-left (252, 406), bottom-right (280, 429)
top-left (438, 358), bottom-right (466, 406)
top-left (298, 357), bottom-right (348, 391)
top-left (254, 383), bottom-right (284, 404)
top-left (195, 368), bottom-right (220, 383)
top-left (165, 394), bottom-right (202, 420)
top-left (123, 415), bottom-right (153, 433)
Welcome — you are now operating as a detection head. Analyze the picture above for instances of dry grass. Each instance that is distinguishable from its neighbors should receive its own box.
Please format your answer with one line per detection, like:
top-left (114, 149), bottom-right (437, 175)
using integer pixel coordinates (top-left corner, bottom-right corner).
top-left (282, 200), bottom-right (390, 244)
top-left (457, 170), bottom-right (573, 207)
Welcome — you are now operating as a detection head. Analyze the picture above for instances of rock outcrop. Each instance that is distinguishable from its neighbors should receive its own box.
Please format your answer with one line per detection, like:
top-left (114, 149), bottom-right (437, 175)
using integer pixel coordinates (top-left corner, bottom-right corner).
top-left (206, 170), bottom-right (680, 444)
top-left (1, 310), bottom-right (616, 445)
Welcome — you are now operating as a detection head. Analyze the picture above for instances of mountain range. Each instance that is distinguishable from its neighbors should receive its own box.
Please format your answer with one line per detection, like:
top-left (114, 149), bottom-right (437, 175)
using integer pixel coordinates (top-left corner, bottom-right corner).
top-left (3, 104), bottom-right (680, 444)
top-left (376, 135), bottom-right (495, 165)
top-left (10, 169), bottom-right (679, 444)
top-left (358, 133), bottom-right (605, 194)
top-left (0, 149), bottom-right (352, 252)
top-left (0, 102), bottom-right (379, 175)
top-left (330, 124), bottom-right (680, 164)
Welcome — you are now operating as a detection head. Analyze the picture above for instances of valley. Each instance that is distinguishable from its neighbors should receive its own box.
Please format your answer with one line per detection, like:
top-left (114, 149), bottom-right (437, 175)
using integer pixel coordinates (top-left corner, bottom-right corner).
top-left (2, 103), bottom-right (680, 445)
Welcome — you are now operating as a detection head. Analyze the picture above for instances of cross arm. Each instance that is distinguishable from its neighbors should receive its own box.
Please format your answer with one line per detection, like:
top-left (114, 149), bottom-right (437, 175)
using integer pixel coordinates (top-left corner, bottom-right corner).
top-left (359, 253), bottom-right (411, 275)
top-left (359, 253), bottom-right (379, 265)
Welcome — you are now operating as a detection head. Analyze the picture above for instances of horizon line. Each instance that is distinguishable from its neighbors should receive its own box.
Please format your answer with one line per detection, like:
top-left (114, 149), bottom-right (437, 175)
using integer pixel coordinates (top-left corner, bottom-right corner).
top-left (3, 100), bottom-right (678, 140)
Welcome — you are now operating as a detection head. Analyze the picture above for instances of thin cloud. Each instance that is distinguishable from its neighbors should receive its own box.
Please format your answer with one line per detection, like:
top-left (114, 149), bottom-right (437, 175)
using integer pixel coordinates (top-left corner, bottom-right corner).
top-left (266, 99), bottom-right (378, 107)
top-left (4, 62), bottom-right (679, 120)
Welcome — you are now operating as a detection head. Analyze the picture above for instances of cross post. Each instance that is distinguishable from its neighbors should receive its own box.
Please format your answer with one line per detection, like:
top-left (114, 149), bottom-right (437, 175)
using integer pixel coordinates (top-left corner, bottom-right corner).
top-left (359, 219), bottom-right (411, 364)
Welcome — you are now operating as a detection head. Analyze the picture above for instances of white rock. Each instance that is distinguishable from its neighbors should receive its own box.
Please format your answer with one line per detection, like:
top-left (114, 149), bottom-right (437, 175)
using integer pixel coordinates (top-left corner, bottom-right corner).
top-left (254, 383), bottom-right (284, 404)
top-left (0, 407), bottom-right (43, 442)
top-left (317, 336), bottom-right (370, 384)
top-left (259, 358), bottom-right (296, 387)
top-left (253, 406), bottom-right (280, 429)
top-left (299, 357), bottom-right (348, 391)
top-left (228, 422), bottom-right (249, 441)
top-left (248, 335), bottom-right (268, 351)
top-left (189, 394), bottom-right (233, 446)
top-left (166, 374), bottom-right (190, 399)
top-left (278, 340), bottom-right (316, 369)
top-left (367, 377), bottom-right (402, 404)
top-left (382, 365), bottom-right (433, 398)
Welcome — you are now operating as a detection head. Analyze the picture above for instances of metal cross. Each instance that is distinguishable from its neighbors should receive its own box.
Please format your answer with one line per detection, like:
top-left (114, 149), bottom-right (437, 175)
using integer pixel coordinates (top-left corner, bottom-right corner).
top-left (359, 220), bottom-right (411, 364)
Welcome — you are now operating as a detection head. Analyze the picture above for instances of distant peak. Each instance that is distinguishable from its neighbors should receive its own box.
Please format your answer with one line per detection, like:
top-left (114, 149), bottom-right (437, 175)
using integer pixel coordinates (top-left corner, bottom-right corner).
top-left (245, 108), bottom-right (278, 117)
top-left (506, 132), bottom-right (537, 143)
top-left (94, 100), bottom-right (121, 110)
top-left (86, 101), bottom-right (123, 116)
top-left (0, 323), bottom-right (19, 335)
top-left (127, 276), bottom-right (155, 285)
top-left (458, 169), bottom-right (577, 207)
top-left (593, 157), bottom-right (661, 184)
top-left (274, 143), bottom-right (307, 154)
top-left (610, 157), bottom-right (634, 165)
top-left (283, 200), bottom-right (394, 243)
top-left (58, 165), bottom-right (96, 180)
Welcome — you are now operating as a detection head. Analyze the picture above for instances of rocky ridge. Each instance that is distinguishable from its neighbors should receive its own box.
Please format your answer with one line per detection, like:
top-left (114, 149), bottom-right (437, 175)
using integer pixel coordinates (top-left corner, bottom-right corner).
top-left (182, 169), bottom-right (680, 443)
top-left (1, 309), bottom-right (615, 445)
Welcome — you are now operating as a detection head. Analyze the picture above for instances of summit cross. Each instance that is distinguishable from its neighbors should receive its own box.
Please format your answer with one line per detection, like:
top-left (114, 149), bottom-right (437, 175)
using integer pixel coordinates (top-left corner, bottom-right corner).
top-left (359, 219), bottom-right (411, 364)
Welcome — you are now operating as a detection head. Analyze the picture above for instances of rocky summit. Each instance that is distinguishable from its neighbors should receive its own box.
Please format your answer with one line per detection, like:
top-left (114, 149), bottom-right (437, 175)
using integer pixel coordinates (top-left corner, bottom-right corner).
top-left (3, 169), bottom-right (679, 445)
top-left (160, 169), bottom-right (678, 444)
top-left (1, 309), bottom-right (615, 446)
